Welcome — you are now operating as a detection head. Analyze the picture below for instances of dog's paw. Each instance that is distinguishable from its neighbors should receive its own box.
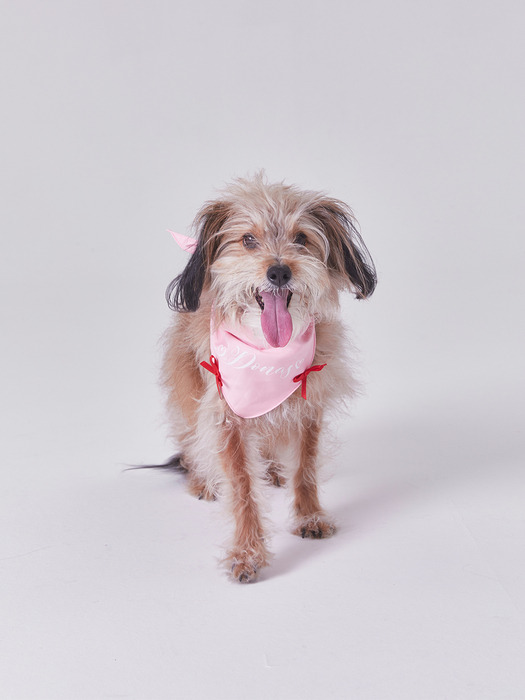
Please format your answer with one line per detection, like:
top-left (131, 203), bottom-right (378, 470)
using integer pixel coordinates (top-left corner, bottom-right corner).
top-left (188, 476), bottom-right (217, 502)
top-left (293, 515), bottom-right (336, 539)
top-left (265, 461), bottom-right (287, 488)
top-left (226, 548), bottom-right (268, 583)
top-left (230, 558), bottom-right (258, 583)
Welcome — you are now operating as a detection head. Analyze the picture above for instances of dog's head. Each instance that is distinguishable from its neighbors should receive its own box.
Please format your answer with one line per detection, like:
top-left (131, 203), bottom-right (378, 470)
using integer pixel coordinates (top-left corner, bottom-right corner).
top-left (167, 174), bottom-right (376, 347)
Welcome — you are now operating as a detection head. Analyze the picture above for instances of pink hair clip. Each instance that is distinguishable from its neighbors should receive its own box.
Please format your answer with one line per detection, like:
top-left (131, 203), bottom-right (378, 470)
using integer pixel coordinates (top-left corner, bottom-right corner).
top-left (167, 229), bottom-right (198, 254)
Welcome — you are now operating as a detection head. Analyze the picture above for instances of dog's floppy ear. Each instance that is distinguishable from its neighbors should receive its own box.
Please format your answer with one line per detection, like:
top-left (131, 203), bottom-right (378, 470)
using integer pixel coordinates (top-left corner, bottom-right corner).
top-left (166, 200), bottom-right (230, 311)
top-left (311, 198), bottom-right (377, 299)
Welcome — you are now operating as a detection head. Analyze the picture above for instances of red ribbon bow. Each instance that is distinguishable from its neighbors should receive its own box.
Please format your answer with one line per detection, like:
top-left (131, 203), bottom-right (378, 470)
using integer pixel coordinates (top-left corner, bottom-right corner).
top-left (293, 363), bottom-right (327, 400)
top-left (200, 355), bottom-right (223, 399)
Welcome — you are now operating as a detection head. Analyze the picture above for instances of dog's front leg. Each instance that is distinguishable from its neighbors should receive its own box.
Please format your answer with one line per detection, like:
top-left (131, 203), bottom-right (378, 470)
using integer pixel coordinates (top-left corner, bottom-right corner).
top-left (220, 420), bottom-right (270, 583)
top-left (293, 416), bottom-right (336, 539)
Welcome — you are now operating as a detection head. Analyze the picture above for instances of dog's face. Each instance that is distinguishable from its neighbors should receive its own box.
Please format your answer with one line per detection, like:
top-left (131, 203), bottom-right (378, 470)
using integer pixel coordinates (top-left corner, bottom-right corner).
top-left (167, 176), bottom-right (376, 346)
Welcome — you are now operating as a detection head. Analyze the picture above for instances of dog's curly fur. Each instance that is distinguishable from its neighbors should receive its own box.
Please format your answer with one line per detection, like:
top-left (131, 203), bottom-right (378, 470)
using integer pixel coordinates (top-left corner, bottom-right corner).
top-left (161, 173), bottom-right (376, 582)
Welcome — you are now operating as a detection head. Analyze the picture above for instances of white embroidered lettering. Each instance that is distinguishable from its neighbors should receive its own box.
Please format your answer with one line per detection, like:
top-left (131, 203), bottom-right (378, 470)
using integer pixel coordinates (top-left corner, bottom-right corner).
top-left (273, 365), bottom-right (293, 378)
top-left (260, 366), bottom-right (275, 376)
top-left (226, 349), bottom-right (256, 369)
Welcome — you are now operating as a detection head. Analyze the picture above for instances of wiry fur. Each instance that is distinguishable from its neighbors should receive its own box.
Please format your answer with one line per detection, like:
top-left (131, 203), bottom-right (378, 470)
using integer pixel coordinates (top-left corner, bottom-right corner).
top-left (161, 173), bottom-right (376, 582)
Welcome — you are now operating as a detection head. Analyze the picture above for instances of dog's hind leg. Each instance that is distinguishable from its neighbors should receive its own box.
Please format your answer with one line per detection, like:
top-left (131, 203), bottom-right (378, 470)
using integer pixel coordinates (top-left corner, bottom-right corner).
top-left (265, 461), bottom-right (286, 487)
top-left (179, 430), bottom-right (221, 502)
top-left (261, 437), bottom-right (287, 487)
top-left (220, 420), bottom-right (270, 583)
top-left (187, 471), bottom-right (217, 501)
top-left (292, 416), bottom-right (336, 539)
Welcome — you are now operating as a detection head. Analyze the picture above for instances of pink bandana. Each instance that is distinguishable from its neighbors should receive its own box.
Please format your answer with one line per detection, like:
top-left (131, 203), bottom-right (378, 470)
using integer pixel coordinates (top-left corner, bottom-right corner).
top-left (201, 319), bottom-right (325, 418)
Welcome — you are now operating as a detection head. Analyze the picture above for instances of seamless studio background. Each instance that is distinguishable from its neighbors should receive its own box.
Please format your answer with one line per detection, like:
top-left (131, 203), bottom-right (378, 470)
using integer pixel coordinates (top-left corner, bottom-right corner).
top-left (1, 1), bottom-right (524, 699)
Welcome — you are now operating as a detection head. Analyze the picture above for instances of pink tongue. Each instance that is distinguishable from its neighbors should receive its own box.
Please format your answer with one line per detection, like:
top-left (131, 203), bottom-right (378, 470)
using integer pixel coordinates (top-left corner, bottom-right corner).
top-left (260, 290), bottom-right (293, 348)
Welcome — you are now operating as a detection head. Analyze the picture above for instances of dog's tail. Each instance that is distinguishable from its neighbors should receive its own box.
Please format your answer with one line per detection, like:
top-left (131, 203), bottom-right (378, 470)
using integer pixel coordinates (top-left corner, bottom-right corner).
top-left (125, 453), bottom-right (188, 473)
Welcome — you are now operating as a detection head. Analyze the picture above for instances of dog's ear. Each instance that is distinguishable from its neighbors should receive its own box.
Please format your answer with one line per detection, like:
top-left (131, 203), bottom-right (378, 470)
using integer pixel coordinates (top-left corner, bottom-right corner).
top-left (310, 198), bottom-right (377, 299)
top-left (166, 200), bottom-right (230, 311)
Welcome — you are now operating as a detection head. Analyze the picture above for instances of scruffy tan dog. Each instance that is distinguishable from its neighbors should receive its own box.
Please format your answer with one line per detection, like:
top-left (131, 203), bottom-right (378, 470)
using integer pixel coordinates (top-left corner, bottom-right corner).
top-left (160, 174), bottom-right (376, 582)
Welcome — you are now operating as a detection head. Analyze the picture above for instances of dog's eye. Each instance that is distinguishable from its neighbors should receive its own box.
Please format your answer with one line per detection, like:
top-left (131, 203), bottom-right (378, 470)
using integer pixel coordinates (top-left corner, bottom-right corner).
top-left (243, 234), bottom-right (258, 249)
top-left (294, 232), bottom-right (307, 246)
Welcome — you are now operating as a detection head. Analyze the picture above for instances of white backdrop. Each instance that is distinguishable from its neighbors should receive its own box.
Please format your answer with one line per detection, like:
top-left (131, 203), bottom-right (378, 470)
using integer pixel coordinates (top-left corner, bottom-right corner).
top-left (1, 2), bottom-right (524, 699)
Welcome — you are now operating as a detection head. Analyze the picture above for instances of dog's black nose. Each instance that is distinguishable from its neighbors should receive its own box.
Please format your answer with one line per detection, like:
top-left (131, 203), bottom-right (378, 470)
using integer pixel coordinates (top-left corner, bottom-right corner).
top-left (266, 265), bottom-right (292, 288)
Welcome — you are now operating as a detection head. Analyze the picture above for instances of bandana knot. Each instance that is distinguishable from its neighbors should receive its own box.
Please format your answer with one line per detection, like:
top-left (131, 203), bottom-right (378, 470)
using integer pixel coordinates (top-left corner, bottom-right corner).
top-left (200, 355), bottom-right (223, 399)
top-left (293, 363), bottom-right (327, 399)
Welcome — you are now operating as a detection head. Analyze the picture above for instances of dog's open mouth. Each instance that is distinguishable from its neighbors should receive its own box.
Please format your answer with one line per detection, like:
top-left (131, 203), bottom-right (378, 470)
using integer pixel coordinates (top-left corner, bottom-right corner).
top-left (255, 289), bottom-right (292, 310)
top-left (255, 288), bottom-right (293, 348)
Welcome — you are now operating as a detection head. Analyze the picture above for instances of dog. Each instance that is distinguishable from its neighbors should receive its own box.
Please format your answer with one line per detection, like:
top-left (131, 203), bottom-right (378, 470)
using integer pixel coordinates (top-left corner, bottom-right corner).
top-left (160, 173), bottom-right (376, 582)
